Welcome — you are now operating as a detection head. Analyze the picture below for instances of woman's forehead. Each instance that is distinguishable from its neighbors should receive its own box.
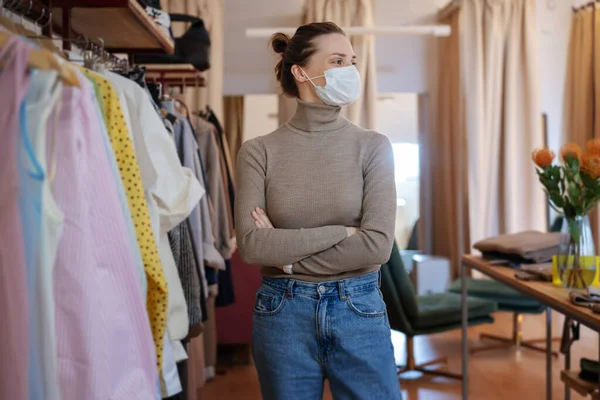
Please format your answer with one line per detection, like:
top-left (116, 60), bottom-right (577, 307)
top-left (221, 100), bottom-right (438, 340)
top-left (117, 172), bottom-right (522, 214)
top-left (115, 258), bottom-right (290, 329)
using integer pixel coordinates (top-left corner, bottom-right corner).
top-left (312, 34), bottom-right (355, 58)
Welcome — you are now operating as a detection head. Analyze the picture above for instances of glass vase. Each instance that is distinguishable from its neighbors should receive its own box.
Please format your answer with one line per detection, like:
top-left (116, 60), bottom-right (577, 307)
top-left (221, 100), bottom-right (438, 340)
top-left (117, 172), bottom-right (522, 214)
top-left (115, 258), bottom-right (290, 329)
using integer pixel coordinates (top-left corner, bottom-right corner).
top-left (557, 215), bottom-right (597, 289)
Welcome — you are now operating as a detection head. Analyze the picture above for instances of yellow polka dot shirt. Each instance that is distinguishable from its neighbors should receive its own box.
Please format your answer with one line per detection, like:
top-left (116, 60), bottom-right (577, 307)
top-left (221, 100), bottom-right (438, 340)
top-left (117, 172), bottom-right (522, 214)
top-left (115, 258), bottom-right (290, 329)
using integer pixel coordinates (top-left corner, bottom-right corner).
top-left (81, 68), bottom-right (168, 372)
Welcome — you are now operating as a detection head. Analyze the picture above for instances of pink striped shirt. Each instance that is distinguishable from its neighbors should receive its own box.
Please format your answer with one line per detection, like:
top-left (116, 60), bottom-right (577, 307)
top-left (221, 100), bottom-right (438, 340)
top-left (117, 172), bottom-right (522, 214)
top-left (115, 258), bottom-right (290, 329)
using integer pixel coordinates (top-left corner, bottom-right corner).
top-left (52, 70), bottom-right (158, 399)
top-left (0, 35), bottom-right (31, 400)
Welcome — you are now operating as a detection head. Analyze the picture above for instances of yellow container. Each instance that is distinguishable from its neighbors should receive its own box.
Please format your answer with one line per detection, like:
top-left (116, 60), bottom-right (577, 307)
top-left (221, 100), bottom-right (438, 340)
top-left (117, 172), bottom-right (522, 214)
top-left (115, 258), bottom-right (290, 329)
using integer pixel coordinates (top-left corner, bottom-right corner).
top-left (552, 255), bottom-right (600, 287)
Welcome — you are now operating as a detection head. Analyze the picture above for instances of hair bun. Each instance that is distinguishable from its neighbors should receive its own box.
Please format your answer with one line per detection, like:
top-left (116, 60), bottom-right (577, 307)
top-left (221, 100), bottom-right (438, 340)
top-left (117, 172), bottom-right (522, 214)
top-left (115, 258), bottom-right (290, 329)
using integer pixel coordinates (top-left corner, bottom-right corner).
top-left (270, 32), bottom-right (290, 54)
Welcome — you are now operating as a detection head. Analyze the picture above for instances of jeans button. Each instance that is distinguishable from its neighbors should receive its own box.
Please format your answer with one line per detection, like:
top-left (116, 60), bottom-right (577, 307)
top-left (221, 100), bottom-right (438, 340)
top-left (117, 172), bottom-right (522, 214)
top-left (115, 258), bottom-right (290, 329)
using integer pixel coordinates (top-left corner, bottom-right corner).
top-left (318, 286), bottom-right (325, 294)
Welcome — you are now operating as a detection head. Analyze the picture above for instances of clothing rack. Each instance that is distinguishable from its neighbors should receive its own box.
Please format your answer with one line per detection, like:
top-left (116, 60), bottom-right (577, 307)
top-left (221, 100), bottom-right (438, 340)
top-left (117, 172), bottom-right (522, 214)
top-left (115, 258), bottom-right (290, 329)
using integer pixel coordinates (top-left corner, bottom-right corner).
top-left (2, 0), bottom-right (53, 31)
top-left (145, 66), bottom-right (206, 90)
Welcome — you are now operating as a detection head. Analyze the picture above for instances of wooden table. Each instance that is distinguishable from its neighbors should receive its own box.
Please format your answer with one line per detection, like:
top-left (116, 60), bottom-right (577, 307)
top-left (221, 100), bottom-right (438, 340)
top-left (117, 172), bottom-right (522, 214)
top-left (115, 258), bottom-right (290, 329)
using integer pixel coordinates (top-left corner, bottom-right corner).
top-left (461, 255), bottom-right (600, 400)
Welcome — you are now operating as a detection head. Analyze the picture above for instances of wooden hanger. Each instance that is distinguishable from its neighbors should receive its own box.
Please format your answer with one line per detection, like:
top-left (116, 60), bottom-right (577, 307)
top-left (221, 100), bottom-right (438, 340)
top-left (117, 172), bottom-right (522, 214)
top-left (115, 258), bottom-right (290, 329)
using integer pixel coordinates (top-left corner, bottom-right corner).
top-left (0, 30), bottom-right (80, 87)
top-left (0, 14), bottom-right (19, 33)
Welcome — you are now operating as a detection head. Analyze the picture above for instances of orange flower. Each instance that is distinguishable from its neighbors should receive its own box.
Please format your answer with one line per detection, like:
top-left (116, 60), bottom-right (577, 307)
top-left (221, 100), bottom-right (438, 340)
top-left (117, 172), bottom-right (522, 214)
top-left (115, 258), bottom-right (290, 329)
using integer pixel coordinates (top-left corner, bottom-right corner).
top-left (581, 154), bottom-right (600, 179)
top-left (560, 143), bottom-right (582, 162)
top-left (532, 148), bottom-right (555, 169)
top-left (587, 139), bottom-right (600, 156)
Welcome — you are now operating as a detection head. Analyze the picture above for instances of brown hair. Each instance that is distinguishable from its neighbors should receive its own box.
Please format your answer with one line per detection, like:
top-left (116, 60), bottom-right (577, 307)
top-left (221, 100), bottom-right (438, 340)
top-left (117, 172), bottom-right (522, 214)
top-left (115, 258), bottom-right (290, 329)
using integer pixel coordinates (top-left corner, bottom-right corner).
top-left (270, 22), bottom-right (345, 98)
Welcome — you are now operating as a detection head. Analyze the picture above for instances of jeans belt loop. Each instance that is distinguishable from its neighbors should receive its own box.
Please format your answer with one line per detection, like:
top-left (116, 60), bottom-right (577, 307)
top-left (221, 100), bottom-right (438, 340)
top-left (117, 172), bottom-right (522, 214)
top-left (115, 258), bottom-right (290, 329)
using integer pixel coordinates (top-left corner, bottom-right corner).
top-left (338, 280), bottom-right (347, 301)
top-left (286, 279), bottom-right (295, 299)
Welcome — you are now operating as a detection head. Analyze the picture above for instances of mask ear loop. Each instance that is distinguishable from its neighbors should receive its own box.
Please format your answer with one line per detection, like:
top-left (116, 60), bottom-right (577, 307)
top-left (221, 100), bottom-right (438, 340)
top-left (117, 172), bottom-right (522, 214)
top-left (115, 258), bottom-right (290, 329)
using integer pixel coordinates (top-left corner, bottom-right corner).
top-left (299, 66), bottom-right (324, 87)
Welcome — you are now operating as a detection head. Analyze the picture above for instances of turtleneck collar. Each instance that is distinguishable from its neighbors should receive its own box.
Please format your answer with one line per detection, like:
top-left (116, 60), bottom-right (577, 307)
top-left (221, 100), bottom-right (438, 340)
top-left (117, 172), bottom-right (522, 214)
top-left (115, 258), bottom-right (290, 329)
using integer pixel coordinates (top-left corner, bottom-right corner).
top-left (287, 99), bottom-right (349, 133)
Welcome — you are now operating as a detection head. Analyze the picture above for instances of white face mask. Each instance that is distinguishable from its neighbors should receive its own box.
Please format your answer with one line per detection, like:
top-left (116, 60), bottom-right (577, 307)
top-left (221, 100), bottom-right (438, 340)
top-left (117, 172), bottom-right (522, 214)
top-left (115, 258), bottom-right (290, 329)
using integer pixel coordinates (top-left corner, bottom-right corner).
top-left (300, 65), bottom-right (361, 106)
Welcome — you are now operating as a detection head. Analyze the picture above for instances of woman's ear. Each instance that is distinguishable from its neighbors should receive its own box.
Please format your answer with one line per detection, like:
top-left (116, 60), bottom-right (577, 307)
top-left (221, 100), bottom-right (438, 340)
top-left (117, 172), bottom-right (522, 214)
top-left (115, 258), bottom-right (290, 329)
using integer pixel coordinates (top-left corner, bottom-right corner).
top-left (291, 65), bottom-right (308, 83)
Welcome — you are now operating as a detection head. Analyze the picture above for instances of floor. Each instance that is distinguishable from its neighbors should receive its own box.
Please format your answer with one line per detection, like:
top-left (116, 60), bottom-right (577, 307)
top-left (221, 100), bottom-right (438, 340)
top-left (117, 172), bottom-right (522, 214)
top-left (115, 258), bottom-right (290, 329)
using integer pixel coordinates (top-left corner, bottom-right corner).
top-left (199, 311), bottom-right (598, 399)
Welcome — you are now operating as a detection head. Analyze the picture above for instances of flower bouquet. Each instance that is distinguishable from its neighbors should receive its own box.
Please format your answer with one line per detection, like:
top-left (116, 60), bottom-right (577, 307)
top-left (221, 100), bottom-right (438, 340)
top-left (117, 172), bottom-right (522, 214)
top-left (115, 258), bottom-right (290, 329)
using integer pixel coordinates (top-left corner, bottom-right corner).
top-left (532, 141), bottom-right (600, 289)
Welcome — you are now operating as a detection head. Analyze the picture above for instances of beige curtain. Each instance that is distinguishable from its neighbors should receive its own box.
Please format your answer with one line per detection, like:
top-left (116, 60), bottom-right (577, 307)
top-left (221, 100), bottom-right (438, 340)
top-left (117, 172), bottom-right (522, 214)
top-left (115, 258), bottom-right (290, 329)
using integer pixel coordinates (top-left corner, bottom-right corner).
top-left (565, 9), bottom-right (594, 146)
top-left (162, 0), bottom-right (224, 121)
top-left (223, 96), bottom-right (245, 173)
top-left (563, 6), bottom-right (598, 247)
top-left (428, 10), bottom-right (470, 278)
top-left (460, 0), bottom-right (546, 249)
top-left (429, 0), bottom-right (545, 278)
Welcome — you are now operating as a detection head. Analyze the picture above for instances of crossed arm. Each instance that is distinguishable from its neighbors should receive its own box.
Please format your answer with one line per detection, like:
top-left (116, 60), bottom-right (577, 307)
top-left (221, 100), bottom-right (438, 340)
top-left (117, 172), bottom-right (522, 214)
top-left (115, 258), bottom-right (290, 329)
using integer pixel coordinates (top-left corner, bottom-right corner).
top-left (234, 134), bottom-right (396, 276)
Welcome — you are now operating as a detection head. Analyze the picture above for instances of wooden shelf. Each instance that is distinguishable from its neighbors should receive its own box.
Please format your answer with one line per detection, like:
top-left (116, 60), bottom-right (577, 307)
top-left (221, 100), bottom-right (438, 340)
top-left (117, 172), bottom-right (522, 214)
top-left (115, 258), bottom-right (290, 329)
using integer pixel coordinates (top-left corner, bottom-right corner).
top-left (51, 0), bottom-right (174, 53)
top-left (561, 370), bottom-right (599, 398)
top-left (144, 65), bottom-right (205, 87)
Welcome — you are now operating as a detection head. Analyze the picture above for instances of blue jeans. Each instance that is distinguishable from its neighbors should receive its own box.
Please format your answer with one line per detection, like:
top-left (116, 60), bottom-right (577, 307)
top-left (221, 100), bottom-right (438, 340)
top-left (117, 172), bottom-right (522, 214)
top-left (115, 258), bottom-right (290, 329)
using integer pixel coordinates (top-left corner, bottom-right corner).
top-left (252, 272), bottom-right (402, 400)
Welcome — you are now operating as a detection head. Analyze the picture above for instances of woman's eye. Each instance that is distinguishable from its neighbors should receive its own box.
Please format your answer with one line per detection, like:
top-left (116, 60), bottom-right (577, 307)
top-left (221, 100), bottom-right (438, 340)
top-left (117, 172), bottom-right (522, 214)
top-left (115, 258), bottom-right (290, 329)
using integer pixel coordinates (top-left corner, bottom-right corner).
top-left (333, 59), bottom-right (343, 65)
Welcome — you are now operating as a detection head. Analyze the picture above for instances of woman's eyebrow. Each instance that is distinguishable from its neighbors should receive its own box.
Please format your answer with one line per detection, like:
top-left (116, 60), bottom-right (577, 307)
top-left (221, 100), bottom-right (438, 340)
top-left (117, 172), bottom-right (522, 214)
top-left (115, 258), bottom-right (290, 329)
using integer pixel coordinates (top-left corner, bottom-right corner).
top-left (330, 52), bottom-right (357, 59)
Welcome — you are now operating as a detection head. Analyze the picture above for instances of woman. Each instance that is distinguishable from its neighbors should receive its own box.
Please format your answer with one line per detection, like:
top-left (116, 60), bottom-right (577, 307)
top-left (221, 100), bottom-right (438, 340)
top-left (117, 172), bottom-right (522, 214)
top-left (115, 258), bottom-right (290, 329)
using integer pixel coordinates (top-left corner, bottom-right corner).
top-left (235, 21), bottom-right (401, 399)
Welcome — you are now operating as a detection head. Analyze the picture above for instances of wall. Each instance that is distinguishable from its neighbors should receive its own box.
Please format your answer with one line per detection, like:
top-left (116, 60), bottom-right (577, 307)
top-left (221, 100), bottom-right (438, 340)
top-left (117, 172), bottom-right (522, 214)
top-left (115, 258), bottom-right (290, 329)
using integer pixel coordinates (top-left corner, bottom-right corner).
top-left (374, 0), bottom-right (446, 94)
top-left (242, 94), bottom-right (280, 141)
top-left (224, 0), bottom-right (304, 96)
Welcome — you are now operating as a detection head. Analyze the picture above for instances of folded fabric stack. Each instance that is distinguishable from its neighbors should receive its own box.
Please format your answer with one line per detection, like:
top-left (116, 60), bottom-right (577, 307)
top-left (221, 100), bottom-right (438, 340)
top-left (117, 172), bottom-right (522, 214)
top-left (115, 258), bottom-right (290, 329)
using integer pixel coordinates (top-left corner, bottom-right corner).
top-left (139, 0), bottom-right (172, 40)
top-left (569, 291), bottom-right (600, 312)
top-left (515, 263), bottom-right (553, 282)
top-left (474, 231), bottom-right (563, 265)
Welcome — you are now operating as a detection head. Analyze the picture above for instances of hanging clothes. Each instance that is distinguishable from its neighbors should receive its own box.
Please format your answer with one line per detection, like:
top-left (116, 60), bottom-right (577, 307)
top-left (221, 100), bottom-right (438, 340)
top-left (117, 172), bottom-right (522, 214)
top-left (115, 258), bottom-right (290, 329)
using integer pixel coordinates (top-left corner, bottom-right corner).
top-left (52, 69), bottom-right (157, 400)
top-left (1, 18), bottom-right (236, 397)
top-left (81, 68), bottom-right (169, 374)
top-left (196, 109), bottom-right (236, 308)
top-left (0, 34), bottom-right (33, 400)
top-left (194, 117), bottom-right (235, 260)
top-left (102, 69), bottom-right (202, 341)
top-left (101, 70), bottom-right (204, 398)
top-left (88, 76), bottom-right (148, 298)
top-left (23, 69), bottom-right (63, 400)
top-left (169, 219), bottom-right (204, 326)
top-left (164, 100), bottom-right (224, 278)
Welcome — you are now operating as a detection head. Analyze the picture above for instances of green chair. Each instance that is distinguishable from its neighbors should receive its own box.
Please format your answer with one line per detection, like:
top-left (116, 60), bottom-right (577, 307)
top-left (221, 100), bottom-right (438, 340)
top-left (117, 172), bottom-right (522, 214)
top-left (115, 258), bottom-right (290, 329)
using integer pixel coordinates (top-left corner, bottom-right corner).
top-left (448, 278), bottom-right (560, 356)
top-left (380, 242), bottom-right (498, 380)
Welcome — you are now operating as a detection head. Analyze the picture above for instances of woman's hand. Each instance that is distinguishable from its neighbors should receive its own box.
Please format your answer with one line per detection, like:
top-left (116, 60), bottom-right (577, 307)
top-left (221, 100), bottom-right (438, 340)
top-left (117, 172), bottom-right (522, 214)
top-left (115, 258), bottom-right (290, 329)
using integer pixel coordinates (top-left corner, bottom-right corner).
top-left (251, 207), bottom-right (356, 274)
top-left (252, 208), bottom-right (289, 271)
top-left (345, 227), bottom-right (359, 237)
top-left (252, 207), bottom-right (274, 228)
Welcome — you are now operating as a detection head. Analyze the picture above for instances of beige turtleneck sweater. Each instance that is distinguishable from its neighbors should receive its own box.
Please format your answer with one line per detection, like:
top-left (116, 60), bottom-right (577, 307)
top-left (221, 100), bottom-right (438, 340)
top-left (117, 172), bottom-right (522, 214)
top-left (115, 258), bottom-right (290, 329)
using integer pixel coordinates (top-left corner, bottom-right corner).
top-left (235, 99), bottom-right (396, 282)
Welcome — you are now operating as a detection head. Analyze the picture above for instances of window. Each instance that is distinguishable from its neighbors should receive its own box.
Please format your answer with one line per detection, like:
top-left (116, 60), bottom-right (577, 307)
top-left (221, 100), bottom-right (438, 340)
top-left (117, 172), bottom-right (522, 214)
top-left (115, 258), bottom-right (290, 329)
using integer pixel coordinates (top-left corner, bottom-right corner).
top-left (378, 93), bottom-right (421, 249)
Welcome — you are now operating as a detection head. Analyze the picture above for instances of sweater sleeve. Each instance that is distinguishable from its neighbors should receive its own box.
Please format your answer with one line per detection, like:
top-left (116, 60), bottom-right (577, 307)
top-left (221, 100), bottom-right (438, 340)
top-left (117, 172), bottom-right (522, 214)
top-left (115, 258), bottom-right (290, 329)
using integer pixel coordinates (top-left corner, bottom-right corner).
top-left (291, 133), bottom-right (397, 276)
top-left (235, 138), bottom-right (348, 266)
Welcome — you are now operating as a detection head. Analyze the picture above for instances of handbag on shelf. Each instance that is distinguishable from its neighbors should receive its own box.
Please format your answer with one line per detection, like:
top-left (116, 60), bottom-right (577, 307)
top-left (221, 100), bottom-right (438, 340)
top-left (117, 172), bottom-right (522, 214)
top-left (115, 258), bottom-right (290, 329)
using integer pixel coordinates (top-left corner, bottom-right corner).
top-left (134, 14), bottom-right (211, 72)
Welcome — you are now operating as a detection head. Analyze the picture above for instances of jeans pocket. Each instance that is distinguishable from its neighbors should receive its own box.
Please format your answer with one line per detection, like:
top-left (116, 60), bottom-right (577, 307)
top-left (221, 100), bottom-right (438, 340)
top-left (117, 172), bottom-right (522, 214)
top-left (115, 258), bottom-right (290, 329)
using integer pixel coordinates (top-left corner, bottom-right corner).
top-left (253, 286), bottom-right (287, 317)
top-left (346, 288), bottom-right (387, 318)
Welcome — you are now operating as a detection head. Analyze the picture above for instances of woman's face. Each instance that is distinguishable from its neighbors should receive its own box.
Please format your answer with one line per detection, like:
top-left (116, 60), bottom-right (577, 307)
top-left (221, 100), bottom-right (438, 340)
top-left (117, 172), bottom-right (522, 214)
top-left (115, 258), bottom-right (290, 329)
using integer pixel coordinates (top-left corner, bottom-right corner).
top-left (292, 33), bottom-right (356, 96)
